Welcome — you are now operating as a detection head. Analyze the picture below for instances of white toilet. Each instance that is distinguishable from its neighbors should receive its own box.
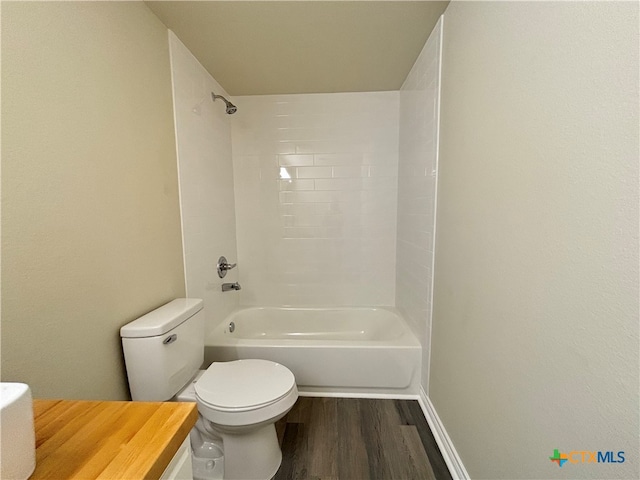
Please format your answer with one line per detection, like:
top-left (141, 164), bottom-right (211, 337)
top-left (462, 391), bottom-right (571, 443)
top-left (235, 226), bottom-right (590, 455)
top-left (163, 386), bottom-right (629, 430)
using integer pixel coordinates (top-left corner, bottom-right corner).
top-left (120, 298), bottom-right (298, 480)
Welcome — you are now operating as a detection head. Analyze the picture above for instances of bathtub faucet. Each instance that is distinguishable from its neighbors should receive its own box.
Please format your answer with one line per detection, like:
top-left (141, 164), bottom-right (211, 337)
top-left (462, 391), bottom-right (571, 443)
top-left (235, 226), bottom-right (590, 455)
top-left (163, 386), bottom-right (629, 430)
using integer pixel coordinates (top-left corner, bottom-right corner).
top-left (221, 282), bottom-right (241, 292)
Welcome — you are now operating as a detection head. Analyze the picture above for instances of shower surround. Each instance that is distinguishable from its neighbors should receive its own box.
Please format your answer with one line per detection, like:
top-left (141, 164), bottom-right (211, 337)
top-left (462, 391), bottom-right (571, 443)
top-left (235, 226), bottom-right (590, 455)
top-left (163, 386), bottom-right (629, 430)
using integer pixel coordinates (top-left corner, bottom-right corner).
top-left (231, 92), bottom-right (399, 307)
top-left (168, 19), bottom-right (442, 396)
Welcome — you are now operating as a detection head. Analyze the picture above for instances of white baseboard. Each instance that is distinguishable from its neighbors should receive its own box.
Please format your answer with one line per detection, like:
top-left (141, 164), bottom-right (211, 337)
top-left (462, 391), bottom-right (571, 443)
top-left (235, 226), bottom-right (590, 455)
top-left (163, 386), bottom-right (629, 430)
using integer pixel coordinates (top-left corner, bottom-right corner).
top-left (418, 387), bottom-right (470, 480)
top-left (297, 389), bottom-right (420, 400)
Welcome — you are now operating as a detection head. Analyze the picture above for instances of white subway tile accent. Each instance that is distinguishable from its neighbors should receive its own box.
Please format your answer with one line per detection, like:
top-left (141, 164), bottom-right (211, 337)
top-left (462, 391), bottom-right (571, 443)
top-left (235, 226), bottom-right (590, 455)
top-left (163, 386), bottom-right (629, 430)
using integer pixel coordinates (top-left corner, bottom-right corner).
top-left (296, 166), bottom-right (333, 179)
top-left (233, 92), bottom-right (399, 307)
top-left (278, 179), bottom-right (315, 191)
top-left (313, 153), bottom-right (363, 166)
top-left (278, 154), bottom-right (314, 166)
top-left (331, 166), bottom-right (370, 178)
top-left (314, 178), bottom-right (364, 191)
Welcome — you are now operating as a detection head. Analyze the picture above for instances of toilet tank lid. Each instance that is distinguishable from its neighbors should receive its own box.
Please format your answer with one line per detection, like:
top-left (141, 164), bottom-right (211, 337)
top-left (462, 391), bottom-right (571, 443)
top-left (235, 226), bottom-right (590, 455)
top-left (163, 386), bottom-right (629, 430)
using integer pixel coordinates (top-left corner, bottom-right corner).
top-left (120, 298), bottom-right (203, 338)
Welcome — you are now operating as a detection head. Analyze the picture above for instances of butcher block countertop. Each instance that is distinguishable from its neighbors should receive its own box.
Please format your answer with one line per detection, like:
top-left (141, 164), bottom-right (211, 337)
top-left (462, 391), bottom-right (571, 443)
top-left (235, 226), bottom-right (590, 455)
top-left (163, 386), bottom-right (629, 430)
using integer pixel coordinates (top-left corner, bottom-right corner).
top-left (31, 399), bottom-right (198, 480)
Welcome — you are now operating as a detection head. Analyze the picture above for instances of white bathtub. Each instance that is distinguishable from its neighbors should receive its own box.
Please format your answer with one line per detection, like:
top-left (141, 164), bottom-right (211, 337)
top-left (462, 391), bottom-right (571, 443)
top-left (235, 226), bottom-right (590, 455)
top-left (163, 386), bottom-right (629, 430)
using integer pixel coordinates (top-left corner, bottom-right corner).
top-left (204, 307), bottom-right (421, 397)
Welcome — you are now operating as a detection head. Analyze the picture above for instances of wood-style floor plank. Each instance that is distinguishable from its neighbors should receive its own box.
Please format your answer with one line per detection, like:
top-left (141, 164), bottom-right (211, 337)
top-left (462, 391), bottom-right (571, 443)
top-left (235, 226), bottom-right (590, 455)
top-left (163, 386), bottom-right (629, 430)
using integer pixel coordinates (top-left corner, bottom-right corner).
top-left (396, 426), bottom-right (437, 480)
top-left (398, 400), bottom-right (452, 480)
top-left (285, 396), bottom-right (313, 424)
top-left (274, 397), bottom-right (452, 480)
top-left (307, 397), bottom-right (339, 479)
top-left (358, 399), bottom-right (393, 480)
top-left (336, 398), bottom-right (370, 480)
top-left (277, 423), bottom-right (308, 480)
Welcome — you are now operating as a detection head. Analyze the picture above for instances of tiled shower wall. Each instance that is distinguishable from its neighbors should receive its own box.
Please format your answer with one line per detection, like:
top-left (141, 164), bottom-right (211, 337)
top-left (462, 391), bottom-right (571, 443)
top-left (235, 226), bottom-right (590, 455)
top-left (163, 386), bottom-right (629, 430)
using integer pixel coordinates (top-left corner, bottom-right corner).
top-left (232, 92), bottom-right (399, 306)
top-left (168, 32), bottom-right (239, 330)
top-left (396, 18), bottom-right (443, 389)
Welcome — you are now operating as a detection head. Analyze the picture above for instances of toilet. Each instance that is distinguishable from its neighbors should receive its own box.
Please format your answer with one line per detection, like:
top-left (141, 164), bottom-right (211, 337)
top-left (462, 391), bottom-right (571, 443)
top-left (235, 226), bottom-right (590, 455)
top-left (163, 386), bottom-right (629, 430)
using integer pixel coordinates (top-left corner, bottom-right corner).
top-left (120, 298), bottom-right (298, 480)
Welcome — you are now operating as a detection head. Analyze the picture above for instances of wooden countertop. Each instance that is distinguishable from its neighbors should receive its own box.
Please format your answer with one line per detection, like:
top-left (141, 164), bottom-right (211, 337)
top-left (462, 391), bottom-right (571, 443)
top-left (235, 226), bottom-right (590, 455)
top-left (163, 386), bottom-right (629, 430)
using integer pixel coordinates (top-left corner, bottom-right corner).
top-left (31, 399), bottom-right (198, 480)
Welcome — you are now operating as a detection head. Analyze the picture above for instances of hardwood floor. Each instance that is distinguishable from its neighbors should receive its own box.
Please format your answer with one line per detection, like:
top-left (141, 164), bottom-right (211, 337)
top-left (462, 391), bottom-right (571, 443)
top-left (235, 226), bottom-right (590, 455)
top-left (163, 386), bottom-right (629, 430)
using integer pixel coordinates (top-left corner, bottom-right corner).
top-left (274, 397), bottom-right (453, 480)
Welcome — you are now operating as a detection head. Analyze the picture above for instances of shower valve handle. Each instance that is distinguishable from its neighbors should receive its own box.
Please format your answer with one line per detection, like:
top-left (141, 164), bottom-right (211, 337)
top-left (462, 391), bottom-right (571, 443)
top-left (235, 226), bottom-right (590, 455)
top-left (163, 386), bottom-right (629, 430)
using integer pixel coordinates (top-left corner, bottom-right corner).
top-left (217, 256), bottom-right (237, 278)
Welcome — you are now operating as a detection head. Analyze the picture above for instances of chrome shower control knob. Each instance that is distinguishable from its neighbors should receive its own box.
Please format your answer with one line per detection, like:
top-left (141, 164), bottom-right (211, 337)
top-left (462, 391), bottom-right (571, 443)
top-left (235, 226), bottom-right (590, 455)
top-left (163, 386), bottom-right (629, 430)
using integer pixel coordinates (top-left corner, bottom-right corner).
top-left (217, 256), bottom-right (237, 278)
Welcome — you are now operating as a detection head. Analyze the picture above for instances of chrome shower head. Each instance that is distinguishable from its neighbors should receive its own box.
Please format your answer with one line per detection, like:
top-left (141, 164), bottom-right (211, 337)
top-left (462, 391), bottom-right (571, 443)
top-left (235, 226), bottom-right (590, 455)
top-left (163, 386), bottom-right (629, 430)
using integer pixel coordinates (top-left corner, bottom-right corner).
top-left (211, 92), bottom-right (237, 114)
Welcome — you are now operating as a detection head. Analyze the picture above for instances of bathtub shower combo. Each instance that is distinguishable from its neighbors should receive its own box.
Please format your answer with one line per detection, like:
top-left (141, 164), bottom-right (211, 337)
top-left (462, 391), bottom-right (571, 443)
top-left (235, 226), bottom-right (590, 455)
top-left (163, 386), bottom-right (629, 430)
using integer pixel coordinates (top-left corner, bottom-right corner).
top-left (181, 94), bottom-right (422, 399)
top-left (206, 306), bottom-right (421, 397)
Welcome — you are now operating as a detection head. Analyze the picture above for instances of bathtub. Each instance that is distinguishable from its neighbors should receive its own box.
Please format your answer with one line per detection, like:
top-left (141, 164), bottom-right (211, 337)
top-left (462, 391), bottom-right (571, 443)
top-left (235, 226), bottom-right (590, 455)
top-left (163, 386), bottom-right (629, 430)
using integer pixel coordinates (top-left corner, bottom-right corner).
top-left (204, 307), bottom-right (421, 397)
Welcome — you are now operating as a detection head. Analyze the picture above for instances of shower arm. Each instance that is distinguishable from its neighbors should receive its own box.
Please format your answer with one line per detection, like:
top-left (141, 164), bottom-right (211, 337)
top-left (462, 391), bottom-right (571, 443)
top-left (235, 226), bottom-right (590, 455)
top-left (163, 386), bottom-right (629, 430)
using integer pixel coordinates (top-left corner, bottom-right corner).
top-left (211, 92), bottom-right (237, 114)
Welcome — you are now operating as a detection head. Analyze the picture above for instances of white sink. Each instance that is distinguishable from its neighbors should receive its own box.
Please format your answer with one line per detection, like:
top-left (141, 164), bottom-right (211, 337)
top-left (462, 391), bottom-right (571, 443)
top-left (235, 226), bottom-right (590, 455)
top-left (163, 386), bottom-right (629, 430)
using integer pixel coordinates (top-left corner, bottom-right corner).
top-left (0, 383), bottom-right (36, 480)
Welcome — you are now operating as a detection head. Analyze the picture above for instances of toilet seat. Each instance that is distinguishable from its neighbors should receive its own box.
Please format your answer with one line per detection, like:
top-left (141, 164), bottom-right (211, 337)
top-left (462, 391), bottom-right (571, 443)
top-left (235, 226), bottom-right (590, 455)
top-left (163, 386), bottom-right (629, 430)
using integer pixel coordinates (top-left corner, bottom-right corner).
top-left (194, 359), bottom-right (298, 428)
top-left (195, 359), bottom-right (296, 412)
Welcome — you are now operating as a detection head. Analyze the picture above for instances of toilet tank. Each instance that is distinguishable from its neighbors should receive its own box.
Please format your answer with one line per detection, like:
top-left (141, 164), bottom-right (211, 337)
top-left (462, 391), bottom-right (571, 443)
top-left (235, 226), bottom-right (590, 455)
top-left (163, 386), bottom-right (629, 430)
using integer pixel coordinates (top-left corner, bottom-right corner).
top-left (120, 298), bottom-right (204, 401)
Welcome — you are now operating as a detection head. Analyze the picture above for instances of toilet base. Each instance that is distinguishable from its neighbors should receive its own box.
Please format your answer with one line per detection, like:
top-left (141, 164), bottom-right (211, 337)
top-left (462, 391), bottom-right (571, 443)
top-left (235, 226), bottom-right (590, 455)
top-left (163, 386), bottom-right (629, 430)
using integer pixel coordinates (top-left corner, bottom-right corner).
top-left (221, 423), bottom-right (282, 480)
top-left (190, 421), bottom-right (224, 480)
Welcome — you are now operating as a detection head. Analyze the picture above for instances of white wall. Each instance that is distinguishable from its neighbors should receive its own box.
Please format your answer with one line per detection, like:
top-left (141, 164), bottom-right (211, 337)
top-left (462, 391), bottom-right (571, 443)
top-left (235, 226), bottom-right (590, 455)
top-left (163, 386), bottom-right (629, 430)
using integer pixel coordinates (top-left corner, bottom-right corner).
top-left (168, 32), bottom-right (239, 332)
top-left (396, 17), bottom-right (442, 390)
top-left (431, 2), bottom-right (639, 478)
top-left (231, 93), bottom-right (399, 307)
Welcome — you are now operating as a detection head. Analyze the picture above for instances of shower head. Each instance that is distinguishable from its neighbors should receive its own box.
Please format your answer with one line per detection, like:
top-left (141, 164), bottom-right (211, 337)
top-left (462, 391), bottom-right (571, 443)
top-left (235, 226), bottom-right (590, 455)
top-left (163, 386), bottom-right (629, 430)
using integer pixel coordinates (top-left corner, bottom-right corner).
top-left (211, 92), bottom-right (237, 114)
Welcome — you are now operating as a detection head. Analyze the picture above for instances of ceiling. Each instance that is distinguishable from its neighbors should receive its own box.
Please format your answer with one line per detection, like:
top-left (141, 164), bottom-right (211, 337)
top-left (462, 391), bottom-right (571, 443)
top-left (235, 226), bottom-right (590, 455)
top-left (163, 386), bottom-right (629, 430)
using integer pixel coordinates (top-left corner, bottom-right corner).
top-left (145, 1), bottom-right (449, 96)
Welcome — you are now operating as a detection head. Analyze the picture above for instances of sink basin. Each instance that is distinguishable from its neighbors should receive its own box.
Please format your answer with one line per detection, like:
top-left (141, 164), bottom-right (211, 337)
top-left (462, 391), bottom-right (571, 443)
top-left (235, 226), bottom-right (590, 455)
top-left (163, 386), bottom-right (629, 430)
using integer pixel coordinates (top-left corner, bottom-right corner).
top-left (0, 383), bottom-right (36, 480)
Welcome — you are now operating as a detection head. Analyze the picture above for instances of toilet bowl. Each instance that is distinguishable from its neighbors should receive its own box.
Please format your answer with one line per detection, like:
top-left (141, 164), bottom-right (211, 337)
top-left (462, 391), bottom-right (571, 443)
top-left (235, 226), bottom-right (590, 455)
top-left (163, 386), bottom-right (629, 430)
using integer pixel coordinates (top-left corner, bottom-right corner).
top-left (120, 298), bottom-right (298, 480)
top-left (176, 360), bottom-right (297, 479)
